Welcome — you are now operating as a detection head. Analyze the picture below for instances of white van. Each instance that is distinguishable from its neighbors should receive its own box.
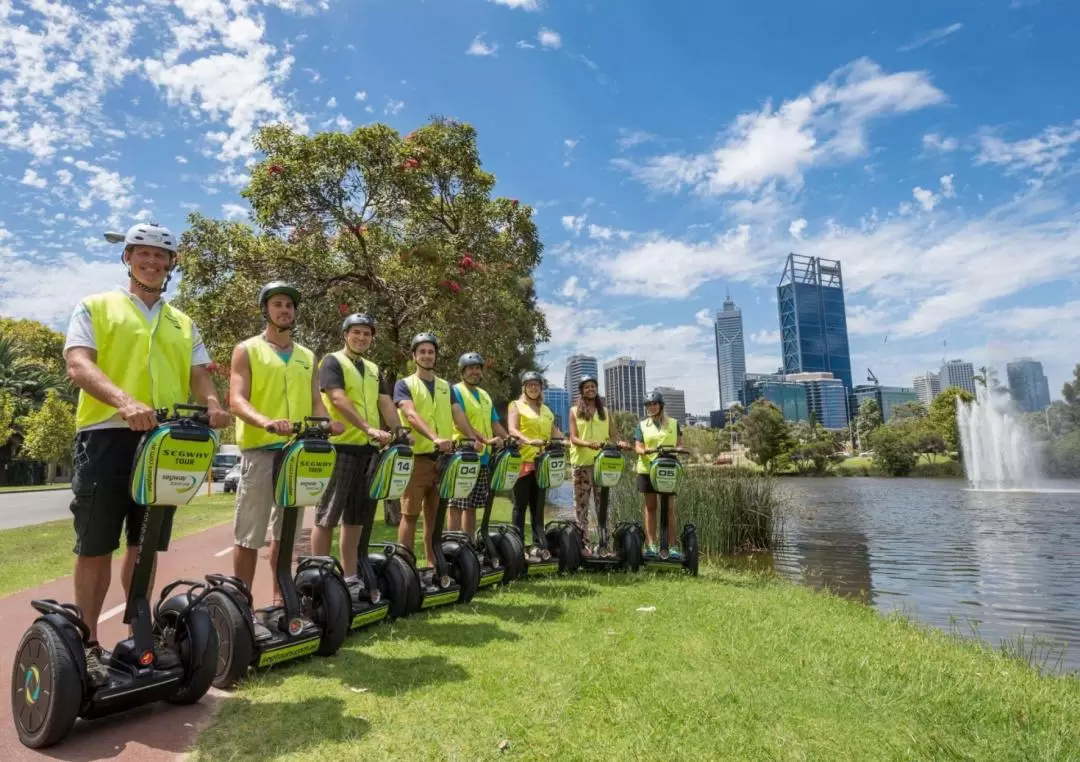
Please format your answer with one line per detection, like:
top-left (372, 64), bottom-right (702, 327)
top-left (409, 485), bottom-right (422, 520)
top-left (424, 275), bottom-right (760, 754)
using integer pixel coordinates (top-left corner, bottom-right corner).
top-left (211, 444), bottom-right (242, 481)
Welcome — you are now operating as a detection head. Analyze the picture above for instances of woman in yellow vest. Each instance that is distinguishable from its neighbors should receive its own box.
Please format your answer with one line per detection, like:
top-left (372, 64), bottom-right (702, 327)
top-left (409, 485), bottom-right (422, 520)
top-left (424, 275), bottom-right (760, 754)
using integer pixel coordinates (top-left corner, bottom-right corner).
top-left (634, 390), bottom-right (685, 559)
top-left (568, 375), bottom-right (625, 556)
top-left (506, 371), bottom-right (565, 558)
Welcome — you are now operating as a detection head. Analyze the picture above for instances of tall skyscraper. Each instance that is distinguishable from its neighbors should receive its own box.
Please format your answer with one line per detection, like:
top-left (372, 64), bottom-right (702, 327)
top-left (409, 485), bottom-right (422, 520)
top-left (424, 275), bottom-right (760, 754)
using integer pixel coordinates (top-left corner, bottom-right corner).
top-left (783, 372), bottom-right (849, 429)
top-left (714, 293), bottom-right (746, 409)
top-left (603, 357), bottom-right (647, 416)
top-left (940, 359), bottom-right (976, 396)
top-left (1006, 358), bottom-right (1051, 412)
top-left (912, 371), bottom-right (941, 407)
top-left (777, 253), bottom-right (854, 391)
top-left (564, 354), bottom-right (599, 405)
top-left (654, 386), bottom-right (687, 423)
top-left (545, 386), bottom-right (571, 432)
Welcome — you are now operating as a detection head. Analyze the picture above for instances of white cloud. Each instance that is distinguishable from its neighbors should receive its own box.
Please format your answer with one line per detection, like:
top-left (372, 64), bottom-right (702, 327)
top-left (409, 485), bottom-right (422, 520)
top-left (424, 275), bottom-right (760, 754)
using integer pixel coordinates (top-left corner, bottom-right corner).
top-left (940, 173), bottom-right (956, 198)
top-left (694, 308), bottom-right (713, 328)
top-left (617, 129), bottom-right (656, 151)
top-left (326, 96), bottom-right (337, 107)
top-left (516, 40), bottom-right (535, 49)
top-left (20, 169), bottom-right (47, 188)
top-left (490, 0), bottom-right (540, 10)
top-left (587, 224), bottom-right (630, 241)
top-left (537, 28), bottom-right (562, 49)
top-left (561, 214), bottom-right (587, 234)
top-left (897, 22), bottom-right (964, 53)
top-left (559, 275), bottom-right (587, 303)
top-left (466, 35), bottom-right (499, 56)
top-left (912, 185), bottom-right (938, 211)
top-left (221, 202), bottom-right (248, 220)
top-left (922, 132), bottom-right (958, 152)
top-left (615, 58), bottom-right (946, 197)
top-left (384, 98), bottom-right (405, 115)
top-left (354, 90), bottom-right (367, 101)
top-left (56, 169), bottom-right (73, 185)
top-left (975, 121), bottom-right (1080, 177)
top-left (563, 137), bottom-right (578, 167)
top-left (789, 218), bottom-right (808, 239)
top-left (751, 329), bottom-right (781, 345)
top-left (0, 251), bottom-right (119, 327)
top-left (175, 155), bottom-right (189, 164)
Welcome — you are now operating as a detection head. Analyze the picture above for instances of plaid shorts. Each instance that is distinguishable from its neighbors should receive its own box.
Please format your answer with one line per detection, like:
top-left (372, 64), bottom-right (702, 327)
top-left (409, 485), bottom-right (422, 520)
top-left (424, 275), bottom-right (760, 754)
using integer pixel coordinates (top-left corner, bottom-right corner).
top-left (449, 463), bottom-right (492, 511)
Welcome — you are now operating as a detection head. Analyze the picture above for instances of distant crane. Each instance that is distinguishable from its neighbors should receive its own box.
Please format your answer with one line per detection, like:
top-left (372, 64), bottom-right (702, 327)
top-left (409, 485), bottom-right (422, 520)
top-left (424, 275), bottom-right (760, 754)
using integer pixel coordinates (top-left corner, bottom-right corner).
top-left (867, 368), bottom-right (879, 386)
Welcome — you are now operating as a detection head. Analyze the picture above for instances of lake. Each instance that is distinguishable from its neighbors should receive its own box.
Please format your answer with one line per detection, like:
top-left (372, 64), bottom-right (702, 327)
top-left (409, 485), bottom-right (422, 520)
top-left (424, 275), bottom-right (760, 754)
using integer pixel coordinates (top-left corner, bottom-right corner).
top-left (769, 477), bottom-right (1080, 674)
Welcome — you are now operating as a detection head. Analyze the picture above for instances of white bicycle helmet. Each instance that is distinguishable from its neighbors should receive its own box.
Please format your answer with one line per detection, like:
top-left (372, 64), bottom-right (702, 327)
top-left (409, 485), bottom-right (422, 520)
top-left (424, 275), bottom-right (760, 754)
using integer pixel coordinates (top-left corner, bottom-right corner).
top-left (104, 222), bottom-right (177, 253)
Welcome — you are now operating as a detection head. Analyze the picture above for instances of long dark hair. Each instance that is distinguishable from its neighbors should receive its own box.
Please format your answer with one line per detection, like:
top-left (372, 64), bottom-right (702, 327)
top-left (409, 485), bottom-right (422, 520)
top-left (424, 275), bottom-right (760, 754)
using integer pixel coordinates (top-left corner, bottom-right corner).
top-left (576, 393), bottom-right (606, 422)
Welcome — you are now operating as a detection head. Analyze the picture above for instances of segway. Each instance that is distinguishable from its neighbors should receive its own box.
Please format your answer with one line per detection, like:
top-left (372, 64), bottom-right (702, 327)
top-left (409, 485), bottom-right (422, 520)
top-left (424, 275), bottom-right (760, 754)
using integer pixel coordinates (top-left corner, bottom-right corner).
top-left (581, 442), bottom-right (644, 572)
top-left (642, 446), bottom-right (699, 575)
top-left (202, 417), bottom-right (351, 689)
top-left (11, 404), bottom-right (219, 749)
top-left (518, 439), bottom-right (583, 577)
top-left (361, 429), bottom-right (419, 621)
top-left (470, 437), bottom-right (526, 588)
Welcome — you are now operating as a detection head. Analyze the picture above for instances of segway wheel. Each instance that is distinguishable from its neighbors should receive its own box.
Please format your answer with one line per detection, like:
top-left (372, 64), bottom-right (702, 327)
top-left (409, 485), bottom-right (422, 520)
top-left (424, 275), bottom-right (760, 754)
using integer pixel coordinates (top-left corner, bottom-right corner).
top-left (492, 533), bottom-right (522, 585)
top-left (378, 555), bottom-right (420, 619)
top-left (10, 621), bottom-right (82, 749)
top-left (683, 527), bottom-right (699, 577)
top-left (298, 574), bottom-right (350, 657)
top-left (203, 589), bottom-right (254, 690)
top-left (444, 540), bottom-right (481, 604)
top-left (503, 529), bottom-right (526, 578)
top-left (617, 525), bottom-right (643, 572)
top-left (164, 605), bottom-right (219, 705)
top-left (546, 526), bottom-right (583, 575)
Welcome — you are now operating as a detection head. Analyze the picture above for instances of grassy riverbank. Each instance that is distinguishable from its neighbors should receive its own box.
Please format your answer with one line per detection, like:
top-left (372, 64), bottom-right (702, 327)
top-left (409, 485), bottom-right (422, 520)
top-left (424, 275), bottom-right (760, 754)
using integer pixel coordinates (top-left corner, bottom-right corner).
top-left (0, 483), bottom-right (71, 493)
top-left (192, 566), bottom-right (1080, 761)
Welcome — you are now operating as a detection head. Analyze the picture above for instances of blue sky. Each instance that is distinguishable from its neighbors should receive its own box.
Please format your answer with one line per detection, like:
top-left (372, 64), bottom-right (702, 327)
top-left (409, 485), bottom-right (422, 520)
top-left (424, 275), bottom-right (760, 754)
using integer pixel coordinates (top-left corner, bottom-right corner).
top-left (2, 0), bottom-right (1080, 412)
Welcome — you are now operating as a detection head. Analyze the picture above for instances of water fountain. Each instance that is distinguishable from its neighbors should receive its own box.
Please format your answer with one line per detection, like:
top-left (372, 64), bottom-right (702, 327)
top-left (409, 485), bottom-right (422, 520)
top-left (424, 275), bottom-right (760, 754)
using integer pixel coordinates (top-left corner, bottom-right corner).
top-left (957, 384), bottom-right (1042, 490)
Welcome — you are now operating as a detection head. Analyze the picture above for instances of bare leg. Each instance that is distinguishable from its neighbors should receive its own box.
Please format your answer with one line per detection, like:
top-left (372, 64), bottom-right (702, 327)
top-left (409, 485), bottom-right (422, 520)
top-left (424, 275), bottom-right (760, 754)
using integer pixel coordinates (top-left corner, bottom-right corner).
top-left (422, 497), bottom-right (438, 568)
top-left (667, 498), bottom-right (678, 546)
top-left (75, 555), bottom-right (111, 643)
top-left (397, 515), bottom-right (418, 558)
top-left (340, 524), bottom-right (361, 579)
top-left (269, 539), bottom-right (285, 606)
top-left (447, 507), bottom-right (462, 532)
top-left (232, 546), bottom-right (258, 591)
top-left (310, 524), bottom-right (334, 557)
top-left (462, 509), bottom-right (476, 537)
top-left (644, 493), bottom-right (658, 547)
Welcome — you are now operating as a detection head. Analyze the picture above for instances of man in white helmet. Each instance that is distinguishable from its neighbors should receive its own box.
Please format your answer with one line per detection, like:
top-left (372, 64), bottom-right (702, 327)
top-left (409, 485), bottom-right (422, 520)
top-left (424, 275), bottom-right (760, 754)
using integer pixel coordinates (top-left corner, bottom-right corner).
top-left (63, 221), bottom-right (231, 685)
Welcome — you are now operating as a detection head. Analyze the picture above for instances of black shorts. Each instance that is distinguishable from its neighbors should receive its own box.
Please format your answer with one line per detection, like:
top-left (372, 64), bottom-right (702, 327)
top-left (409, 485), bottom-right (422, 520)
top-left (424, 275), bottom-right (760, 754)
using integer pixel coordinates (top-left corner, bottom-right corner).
top-left (70, 429), bottom-right (175, 557)
top-left (636, 473), bottom-right (677, 496)
top-left (314, 445), bottom-right (378, 528)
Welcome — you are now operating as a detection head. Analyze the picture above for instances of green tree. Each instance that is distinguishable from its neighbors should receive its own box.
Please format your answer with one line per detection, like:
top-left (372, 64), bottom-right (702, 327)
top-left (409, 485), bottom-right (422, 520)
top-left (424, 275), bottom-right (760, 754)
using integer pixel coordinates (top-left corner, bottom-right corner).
top-left (0, 391), bottom-right (14, 448)
top-left (791, 438), bottom-right (842, 475)
top-left (890, 400), bottom-right (928, 422)
top-left (612, 411), bottom-right (638, 444)
top-left (1061, 364), bottom-right (1080, 430)
top-left (868, 420), bottom-right (920, 476)
top-left (17, 389), bottom-right (76, 480)
top-left (0, 316), bottom-right (66, 375)
top-left (682, 426), bottom-right (721, 462)
top-left (0, 335), bottom-right (72, 416)
top-left (739, 400), bottom-right (792, 473)
top-left (854, 398), bottom-right (882, 450)
top-left (174, 117), bottom-right (548, 408)
top-left (929, 385), bottom-right (975, 453)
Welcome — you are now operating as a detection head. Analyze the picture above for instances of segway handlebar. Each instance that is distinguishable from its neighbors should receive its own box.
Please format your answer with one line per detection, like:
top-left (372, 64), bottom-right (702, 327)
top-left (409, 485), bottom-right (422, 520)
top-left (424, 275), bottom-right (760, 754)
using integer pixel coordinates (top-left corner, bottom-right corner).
top-left (266, 416), bottom-right (333, 439)
top-left (644, 445), bottom-right (691, 456)
top-left (153, 404), bottom-right (212, 426)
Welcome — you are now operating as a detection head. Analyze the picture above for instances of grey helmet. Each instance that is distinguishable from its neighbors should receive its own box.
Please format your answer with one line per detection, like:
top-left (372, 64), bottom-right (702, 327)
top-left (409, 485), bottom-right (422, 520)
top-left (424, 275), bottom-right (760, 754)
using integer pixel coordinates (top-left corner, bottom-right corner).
top-left (105, 221), bottom-right (177, 254)
top-left (458, 351), bottom-right (484, 371)
top-left (410, 332), bottom-right (439, 353)
top-left (645, 390), bottom-right (665, 407)
top-left (342, 312), bottom-right (376, 335)
top-left (521, 371), bottom-right (544, 386)
top-left (578, 374), bottom-right (598, 394)
top-left (258, 280), bottom-right (301, 309)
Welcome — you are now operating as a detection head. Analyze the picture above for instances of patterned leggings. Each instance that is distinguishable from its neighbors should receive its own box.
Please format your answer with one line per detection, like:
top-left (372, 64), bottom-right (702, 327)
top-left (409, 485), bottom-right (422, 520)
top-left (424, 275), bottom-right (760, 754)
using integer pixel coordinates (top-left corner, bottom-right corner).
top-left (572, 466), bottom-right (601, 539)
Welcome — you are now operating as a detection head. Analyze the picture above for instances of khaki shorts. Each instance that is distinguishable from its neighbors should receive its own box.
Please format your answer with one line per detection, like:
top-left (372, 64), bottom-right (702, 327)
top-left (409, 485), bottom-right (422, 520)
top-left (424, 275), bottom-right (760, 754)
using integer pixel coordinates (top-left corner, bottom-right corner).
top-left (234, 449), bottom-right (292, 549)
top-left (401, 455), bottom-right (439, 518)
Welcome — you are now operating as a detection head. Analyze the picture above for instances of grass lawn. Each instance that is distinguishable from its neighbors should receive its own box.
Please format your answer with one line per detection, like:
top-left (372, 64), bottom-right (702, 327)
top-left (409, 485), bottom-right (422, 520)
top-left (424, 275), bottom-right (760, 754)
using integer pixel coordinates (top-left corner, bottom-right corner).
top-left (0, 483), bottom-right (71, 493)
top-left (191, 567), bottom-right (1080, 761)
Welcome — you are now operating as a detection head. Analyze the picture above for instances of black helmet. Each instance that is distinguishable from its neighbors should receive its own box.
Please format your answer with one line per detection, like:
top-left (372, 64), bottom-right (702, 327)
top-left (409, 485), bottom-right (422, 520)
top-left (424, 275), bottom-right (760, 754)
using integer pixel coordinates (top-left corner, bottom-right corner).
top-left (410, 332), bottom-right (439, 353)
top-left (342, 312), bottom-right (376, 335)
top-left (521, 371), bottom-right (544, 386)
top-left (458, 352), bottom-right (484, 371)
top-left (645, 390), bottom-right (665, 406)
top-left (578, 374), bottom-right (598, 393)
top-left (259, 281), bottom-right (301, 309)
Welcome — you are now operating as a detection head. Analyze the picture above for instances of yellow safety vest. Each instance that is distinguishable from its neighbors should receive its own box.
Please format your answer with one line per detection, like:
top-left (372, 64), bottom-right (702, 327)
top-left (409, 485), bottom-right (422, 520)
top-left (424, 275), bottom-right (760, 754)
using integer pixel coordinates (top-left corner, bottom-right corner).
top-left (569, 407), bottom-right (609, 467)
top-left (75, 291), bottom-right (194, 431)
top-left (321, 350), bottom-right (381, 447)
top-left (397, 374), bottom-right (453, 455)
top-left (236, 336), bottom-right (315, 450)
top-left (514, 400), bottom-right (553, 463)
top-left (636, 416), bottom-right (678, 474)
top-left (452, 382), bottom-right (494, 457)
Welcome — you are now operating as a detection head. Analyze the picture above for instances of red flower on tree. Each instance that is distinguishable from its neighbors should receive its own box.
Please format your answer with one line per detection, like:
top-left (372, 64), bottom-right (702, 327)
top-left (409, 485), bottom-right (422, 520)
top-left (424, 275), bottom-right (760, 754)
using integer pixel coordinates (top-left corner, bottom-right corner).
top-left (439, 279), bottom-right (462, 294)
top-left (339, 303), bottom-right (350, 315)
top-left (403, 158), bottom-right (420, 170)
top-left (458, 254), bottom-right (475, 272)
top-left (268, 164), bottom-right (284, 176)
top-left (510, 198), bottom-right (519, 207)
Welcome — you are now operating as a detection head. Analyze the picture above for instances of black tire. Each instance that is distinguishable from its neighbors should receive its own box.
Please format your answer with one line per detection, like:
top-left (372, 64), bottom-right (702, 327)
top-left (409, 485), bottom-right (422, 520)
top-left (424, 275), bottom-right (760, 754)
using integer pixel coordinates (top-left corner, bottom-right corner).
top-left (10, 621), bottom-right (82, 749)
top-left (503, 529), bottom-right (526, 577)
top-left (491, 533), bottom-right (521, 585)
top-left (547, 526), bottom-right (582, 575)
top-left (618, 524), bottom-right (643, 572)
top-left (203, 589), bottom-right (254, 690)
top-left (379, 555), bottom-right (421, 619)
top-left (298, 574), bottom-right (350, 656)
top-left (444, 540), bottom-right (481, 604)
top-left (165, 606), bottom-right (218, 705)
top-left (683, 527), bottom-right (699, 577)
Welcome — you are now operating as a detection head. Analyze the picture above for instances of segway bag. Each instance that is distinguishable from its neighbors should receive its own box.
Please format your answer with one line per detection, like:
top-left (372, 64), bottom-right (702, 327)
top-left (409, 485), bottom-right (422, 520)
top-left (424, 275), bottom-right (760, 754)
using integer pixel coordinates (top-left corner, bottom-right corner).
top-left (535, 448), bottom-right (567, 490)
top-left (130, 420), bottom-right (217, 506)
top-left (369, 443), bottom-right (415, 501)
top-left (438, 450), bottom-right (482, 500)
top-left (273, 436), bottom-right (337, 508)
top-left (592, 448), bottom-right (625, 488)
top-left (489, 446), bottom-right (523, 493)
top-left (648, 454), bottom-right (683, 495)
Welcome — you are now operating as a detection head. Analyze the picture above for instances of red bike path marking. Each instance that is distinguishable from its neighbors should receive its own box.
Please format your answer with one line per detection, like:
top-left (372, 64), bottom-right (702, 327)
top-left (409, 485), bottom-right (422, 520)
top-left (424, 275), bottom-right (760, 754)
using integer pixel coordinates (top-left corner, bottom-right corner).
top-left (1, 507), bottom-right (321, 762)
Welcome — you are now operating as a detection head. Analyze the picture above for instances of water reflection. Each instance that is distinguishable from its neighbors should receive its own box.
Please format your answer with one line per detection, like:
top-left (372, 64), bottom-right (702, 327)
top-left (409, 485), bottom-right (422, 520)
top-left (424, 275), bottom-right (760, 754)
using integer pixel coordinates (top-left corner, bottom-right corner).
top-left (768, 478), bottom-right (1080, 674)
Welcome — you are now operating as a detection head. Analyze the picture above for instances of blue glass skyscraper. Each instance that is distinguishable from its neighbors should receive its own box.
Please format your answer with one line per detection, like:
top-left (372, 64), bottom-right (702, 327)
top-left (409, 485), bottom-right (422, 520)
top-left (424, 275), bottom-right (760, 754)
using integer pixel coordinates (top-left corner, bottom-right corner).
top-left (545, 386), bottom-right (571, 433)
top-left (777, 253), bottom-right (854, 392)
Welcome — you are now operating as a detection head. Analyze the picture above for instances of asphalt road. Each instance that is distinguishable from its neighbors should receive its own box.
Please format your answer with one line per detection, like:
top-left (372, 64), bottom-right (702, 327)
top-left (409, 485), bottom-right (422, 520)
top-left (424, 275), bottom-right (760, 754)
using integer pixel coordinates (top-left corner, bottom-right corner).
top-left (0, 482), bottom-right (227, 530)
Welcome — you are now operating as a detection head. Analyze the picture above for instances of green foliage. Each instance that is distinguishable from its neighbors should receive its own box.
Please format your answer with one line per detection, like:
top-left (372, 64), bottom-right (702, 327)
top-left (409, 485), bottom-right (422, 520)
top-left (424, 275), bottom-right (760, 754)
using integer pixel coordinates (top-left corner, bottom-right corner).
top-left (739, 400), bottom-right (792, 473)
top-left (611, 410), bottom-right (637, 444)
top-left (16, 389), bottom-right (75, 467)
top-left (0, 317), bottom-right (66, 374)
top-left (868, 420), bottom-right (921, 476)
top-left (682, 426), bottom-right (722, 462)
top-left (929, 386), bottom-right (975, 452)
top-left (890, 400), bottom-right (928, 422)
top-left (174, 117), bottom-right (548, 408)
top-left (0, 391), bottom-right (14, 448)
top-left (854, 398), bottom-right (882, 449)
top-left (791, 439), bottom-right (844, 475)
top-left (0, 334), bottom-right (73, 417)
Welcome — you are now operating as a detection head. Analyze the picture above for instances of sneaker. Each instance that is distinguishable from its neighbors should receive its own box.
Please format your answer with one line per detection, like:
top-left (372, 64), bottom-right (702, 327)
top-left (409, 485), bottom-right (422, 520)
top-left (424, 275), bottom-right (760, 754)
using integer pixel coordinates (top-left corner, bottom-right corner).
top-left (154, 647), bottom-right (181, 670)
top-left (644, 544), bottom-right (658, 558)
top-left (668, 546), bottom-right (682, 560)
top-left (84, 642), bottom-right (109, 688)
top-left (251, 614), bottom-right (273, 641)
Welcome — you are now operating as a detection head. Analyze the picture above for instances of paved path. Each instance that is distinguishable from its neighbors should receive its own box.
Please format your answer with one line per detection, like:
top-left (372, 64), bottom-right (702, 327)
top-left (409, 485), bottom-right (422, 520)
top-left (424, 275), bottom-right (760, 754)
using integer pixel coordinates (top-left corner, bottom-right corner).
top-left (0, 485), bottom-right (226, 531)
top-left (1, 507), bottom-right (316, 762)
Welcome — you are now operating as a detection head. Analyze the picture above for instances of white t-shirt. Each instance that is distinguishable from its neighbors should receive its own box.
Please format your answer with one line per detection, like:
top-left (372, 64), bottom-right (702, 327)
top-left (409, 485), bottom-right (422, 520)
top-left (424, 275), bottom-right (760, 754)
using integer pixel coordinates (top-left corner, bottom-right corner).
top-left (64, 287), bottom-right (212, 431)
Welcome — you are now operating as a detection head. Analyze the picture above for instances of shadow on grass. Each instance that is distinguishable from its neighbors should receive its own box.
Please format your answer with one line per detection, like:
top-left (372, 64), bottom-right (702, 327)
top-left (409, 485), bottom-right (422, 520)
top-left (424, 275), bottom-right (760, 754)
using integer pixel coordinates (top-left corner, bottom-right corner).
top-left (401, 620), bottom-right (522, 648)
top-left (471, 598), bottom-right (568, 623)
top-left (198, 696), bottom-right (366, 757)
top-left (515, 581), bottom-right (601, 601)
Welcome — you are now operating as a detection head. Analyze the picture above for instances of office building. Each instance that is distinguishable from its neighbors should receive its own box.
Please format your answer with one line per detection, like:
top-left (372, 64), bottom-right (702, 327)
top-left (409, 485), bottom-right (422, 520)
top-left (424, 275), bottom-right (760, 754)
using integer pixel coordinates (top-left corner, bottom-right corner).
top-left (545, 386), bottom-right (571, 432)
top-left (1006, 358), bottom-right (1051, 412)
top-left (743, 376), bottom-right (810, 424)
top-left (777, 253), bottom-right (854, 391)
top-left (912, 371), bottom-right (941, 407)
top-left (852, 384), bottom-right (920, 422)
top-left (603, 357), bottom-right (647, 416)
top-left (714, 293), bottom-right (747, 409)
top-left (783, 372), bottom-right (850, 430)
top-left (654, 386), bottom-right (687, 424)
top-left (564, 354), bottom-right (599, 405)
top-left (709, 409), bottom-right (728, 429)
top-left (940, 359), bottom-right (977, 397)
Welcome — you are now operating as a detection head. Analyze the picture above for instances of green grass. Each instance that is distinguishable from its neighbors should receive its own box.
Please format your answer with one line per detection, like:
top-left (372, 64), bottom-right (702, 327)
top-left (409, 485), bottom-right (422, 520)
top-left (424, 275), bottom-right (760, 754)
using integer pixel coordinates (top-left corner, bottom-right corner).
top-left (0, 483), bottom-right (71, 493)
top-left (0, 493), bottom-right (235, 598)
top-left (191, 567), bottom-right (1080, 761)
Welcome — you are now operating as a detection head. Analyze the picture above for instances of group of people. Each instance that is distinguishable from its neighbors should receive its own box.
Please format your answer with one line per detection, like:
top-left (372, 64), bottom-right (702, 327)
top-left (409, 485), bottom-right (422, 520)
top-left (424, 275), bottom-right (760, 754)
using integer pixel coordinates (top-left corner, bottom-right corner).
top-left (60, 221), bottom-right (686, 685)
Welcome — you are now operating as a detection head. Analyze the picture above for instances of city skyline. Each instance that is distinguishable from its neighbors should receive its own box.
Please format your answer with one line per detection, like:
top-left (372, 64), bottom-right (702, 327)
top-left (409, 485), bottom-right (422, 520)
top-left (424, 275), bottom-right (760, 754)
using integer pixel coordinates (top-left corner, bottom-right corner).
top-left (714, 293), bottom-right (747, 412)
